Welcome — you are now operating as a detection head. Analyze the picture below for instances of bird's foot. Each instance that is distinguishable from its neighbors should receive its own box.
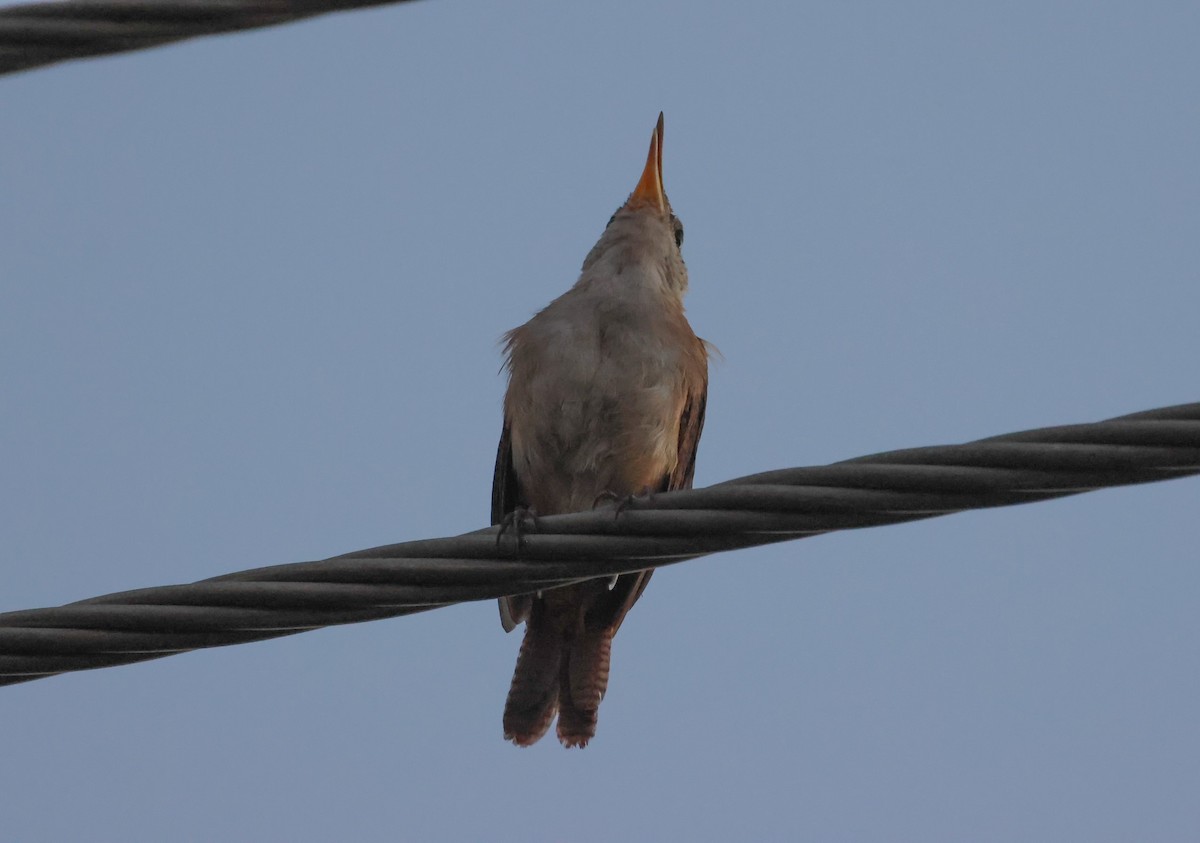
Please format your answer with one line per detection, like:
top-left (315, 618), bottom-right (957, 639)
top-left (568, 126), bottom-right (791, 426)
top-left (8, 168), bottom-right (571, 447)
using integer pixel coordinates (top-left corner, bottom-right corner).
top-left (593, 486), bottom-right (656, 520)
top-left (496, 506), bottom-right (539, 551)
top-left (592, 490), bottom-right (621, 510)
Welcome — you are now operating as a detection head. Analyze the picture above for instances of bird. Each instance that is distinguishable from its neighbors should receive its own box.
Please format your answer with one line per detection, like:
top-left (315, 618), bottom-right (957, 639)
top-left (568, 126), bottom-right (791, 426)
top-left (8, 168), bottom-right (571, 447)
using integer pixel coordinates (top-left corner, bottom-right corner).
top-left (491, 113), bottom-right (709, 748)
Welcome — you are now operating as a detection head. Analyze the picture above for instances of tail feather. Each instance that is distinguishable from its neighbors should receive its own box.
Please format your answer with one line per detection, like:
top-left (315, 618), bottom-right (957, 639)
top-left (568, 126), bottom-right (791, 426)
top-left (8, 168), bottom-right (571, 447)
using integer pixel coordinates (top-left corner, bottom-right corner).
top-left (556, 628), bottom-right (613, 749)
top-left (503, 611), bottom-right (562, 747)
top-left (555, 697), bottom-right (596, 749)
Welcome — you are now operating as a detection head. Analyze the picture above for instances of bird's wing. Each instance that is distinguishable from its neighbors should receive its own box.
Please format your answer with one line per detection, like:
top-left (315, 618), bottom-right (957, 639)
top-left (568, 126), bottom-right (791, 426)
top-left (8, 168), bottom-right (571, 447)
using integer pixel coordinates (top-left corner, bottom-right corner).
top-left (668, 379), bottom-right (707, 493)
top-left (491, 416), bottom-right (520, 526)
top-left (589, 376), bottom-right (708, 632)
top-left (493, 417), bottom-right (532, 632)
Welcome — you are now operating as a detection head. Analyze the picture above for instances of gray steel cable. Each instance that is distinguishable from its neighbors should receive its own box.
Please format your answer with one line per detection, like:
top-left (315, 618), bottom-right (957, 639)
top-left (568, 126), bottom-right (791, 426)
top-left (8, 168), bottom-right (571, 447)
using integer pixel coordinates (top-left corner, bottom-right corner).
top-left (0, 0), bottom-right (419, 76)
top-left (1, 401), bottom-right (1197, 687)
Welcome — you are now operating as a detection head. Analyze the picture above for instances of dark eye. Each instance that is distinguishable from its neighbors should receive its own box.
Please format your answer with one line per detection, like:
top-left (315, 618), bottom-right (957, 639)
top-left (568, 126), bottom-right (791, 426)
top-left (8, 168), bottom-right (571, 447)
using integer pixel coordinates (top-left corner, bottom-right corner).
top-left (671, 216), bottom-right (684, 248)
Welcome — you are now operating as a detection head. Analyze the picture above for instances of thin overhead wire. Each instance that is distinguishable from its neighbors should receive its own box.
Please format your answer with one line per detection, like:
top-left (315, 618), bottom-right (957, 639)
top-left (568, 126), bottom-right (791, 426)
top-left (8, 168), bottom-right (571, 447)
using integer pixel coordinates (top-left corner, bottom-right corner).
top-left (1, 401), bottom-right (1197, 688)
top-left (0, 0), bottom-right (420, 76)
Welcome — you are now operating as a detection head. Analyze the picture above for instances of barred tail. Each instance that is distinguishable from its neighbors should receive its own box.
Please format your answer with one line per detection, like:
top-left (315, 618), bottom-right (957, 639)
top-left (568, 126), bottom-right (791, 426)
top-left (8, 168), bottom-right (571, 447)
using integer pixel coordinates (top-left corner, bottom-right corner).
top-left (502, 610), bottom-right (562, 747)
top-left (556, 627), bottom-right (613, 749)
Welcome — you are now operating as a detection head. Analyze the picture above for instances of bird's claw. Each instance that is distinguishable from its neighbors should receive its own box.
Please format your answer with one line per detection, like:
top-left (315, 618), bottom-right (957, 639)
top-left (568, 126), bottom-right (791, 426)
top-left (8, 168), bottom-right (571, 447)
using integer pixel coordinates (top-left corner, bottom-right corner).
top-left (592, 486), bottom-right (656, 520)
top-left (496, 506), bottom-right (539, 552)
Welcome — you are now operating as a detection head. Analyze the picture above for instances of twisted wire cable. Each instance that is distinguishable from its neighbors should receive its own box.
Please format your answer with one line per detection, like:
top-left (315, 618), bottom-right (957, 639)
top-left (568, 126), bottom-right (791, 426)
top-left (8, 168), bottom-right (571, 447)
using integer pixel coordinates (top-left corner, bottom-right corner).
top-left (0, 0), bottom-right (419, 76)
top-left (1, 401), bottom-right (1197, 688)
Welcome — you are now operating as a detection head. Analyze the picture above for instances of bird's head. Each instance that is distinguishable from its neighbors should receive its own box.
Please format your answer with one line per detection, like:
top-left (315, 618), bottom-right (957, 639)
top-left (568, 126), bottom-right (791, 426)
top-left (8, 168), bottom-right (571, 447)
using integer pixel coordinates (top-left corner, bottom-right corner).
top-left (579, 113), bottom-right (688, 297)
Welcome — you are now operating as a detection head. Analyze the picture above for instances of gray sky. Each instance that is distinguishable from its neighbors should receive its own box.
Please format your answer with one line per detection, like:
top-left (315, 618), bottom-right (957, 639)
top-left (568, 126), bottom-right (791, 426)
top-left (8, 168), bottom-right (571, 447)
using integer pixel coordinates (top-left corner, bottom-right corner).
top-left (2, 1), bottom-right (1198, 840)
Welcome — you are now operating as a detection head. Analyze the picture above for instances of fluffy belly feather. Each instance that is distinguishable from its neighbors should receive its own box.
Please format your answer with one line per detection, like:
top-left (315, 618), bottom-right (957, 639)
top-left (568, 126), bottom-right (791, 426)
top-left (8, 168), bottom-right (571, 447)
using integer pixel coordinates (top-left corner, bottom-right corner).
top-left (508, 350), bottom-right (682, 514)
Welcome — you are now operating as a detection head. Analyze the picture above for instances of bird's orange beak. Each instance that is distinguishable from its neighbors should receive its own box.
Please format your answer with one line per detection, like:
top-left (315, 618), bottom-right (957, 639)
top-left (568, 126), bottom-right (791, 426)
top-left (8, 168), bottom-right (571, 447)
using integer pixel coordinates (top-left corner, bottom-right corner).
top-left (625, 112), bottom-right (667, 214)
